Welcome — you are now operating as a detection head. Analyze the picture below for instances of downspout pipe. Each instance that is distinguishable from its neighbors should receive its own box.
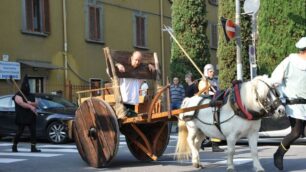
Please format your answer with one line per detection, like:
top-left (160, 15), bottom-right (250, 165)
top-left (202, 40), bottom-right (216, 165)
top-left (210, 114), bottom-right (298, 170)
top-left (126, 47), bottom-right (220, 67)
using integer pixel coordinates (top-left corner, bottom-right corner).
top-left (63, 0), bottom-right (68, 97)
top-left (160, 0), bottom-right (165, 85)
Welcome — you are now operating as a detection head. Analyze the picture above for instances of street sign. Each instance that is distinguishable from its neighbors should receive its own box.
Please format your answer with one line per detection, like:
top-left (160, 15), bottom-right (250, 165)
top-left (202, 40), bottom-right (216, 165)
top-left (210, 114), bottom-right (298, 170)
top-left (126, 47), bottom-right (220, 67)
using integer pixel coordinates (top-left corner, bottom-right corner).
top-left (221, 17), bottom-right (236, 42)
top-left (243, 0), bottom-right (260, 14)
top-left (225, 19), bottom-right (236, 40)
top-left (0, 61), bottom-right (20, 80)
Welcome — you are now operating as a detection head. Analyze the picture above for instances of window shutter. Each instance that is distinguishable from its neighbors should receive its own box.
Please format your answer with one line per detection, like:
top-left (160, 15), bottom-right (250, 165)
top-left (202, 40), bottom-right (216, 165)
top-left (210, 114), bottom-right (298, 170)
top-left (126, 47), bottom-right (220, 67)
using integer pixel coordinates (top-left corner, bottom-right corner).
top-left (25, 0), bottom-right (34, 32)
top-left (140, 17), bottom-right (145, 46)
top-left (95, 8), bottom-right (100, 40)
top-left (89, 6), bottom-right (95, 40)
top-left (43, 0), bottom-right (50, 33)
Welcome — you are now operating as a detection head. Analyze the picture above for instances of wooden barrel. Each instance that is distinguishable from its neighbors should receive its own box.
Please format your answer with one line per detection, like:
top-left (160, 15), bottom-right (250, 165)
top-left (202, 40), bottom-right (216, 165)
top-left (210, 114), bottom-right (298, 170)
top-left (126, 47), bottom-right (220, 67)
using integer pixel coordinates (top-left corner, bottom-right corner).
top-left (121, 121), bottom-right (170, 161)
top-left (73, 98), bottom-right (119, 168)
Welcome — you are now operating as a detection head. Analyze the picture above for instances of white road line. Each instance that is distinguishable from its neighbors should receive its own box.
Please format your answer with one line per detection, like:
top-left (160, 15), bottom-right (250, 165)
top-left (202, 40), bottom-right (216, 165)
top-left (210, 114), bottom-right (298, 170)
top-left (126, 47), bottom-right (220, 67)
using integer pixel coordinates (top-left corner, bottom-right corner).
top-left (0, 152), bottom-right (62, 157)
top-left (215, 158), bottom-right (252, 165)
top-left (0, 158), bottom-right (26, 163)
top-left (0, 143), bottom-right (13, 146)
top-left (156, 158), bottom-right (252, 165)
top-left (38, 145), bottom-right (76, 149)
top-left (4, 148), bottom-right (77, 153)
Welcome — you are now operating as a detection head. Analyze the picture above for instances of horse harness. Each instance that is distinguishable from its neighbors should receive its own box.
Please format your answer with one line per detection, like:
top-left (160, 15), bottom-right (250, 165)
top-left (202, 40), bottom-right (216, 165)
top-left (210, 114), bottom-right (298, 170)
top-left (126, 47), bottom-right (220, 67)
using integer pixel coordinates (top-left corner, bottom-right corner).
top-left (189, 89), bottom-right (231, 134)
top-left (230, 80), bottom-right (267, 120)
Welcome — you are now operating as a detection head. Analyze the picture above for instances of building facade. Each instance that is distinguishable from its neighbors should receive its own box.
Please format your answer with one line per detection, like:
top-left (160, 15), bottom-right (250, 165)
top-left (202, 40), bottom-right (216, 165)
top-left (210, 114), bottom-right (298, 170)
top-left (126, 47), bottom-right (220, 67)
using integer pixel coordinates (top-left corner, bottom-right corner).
top-left (0, 0), bottom-right (172, 102)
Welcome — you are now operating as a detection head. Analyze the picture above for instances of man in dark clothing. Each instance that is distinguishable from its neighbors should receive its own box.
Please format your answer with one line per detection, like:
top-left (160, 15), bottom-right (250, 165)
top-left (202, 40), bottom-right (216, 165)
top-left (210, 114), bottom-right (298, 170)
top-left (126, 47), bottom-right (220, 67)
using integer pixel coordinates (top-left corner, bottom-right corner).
top-left (12, 75), bottom-right (41, 152)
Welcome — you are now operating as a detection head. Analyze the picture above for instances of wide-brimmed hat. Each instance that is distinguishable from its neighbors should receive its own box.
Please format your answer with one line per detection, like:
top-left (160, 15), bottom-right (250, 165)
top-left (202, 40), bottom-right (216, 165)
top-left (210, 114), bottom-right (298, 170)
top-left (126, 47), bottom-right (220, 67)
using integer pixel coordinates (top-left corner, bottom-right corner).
top-left (295, 37), bottom-right (306, 50)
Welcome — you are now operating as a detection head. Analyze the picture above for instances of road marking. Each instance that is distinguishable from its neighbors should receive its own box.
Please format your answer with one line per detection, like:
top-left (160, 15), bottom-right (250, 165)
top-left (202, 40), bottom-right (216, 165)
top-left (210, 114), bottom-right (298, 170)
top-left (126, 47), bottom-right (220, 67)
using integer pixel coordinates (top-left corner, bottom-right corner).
top-left (0, 143), bottom-right (13, 146)
top-left (156, 158), bottom-right (252, 165)
top-left (39, 145), bottom-right (76, 149)
top-left (215, 158), bottom-right (252, 165)
top-left (0, 158), bottom-right (26, 163)
top-left (4, 148), bottom-right (77, 153)
top-left (0, 152), bottom-right (62, 157)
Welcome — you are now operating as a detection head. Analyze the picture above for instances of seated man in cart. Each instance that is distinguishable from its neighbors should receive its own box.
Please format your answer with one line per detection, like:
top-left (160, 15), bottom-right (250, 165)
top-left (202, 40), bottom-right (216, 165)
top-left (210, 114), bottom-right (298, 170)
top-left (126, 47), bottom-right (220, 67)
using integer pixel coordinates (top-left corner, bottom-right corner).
top-left (115, 51), bottom-right (155, 118)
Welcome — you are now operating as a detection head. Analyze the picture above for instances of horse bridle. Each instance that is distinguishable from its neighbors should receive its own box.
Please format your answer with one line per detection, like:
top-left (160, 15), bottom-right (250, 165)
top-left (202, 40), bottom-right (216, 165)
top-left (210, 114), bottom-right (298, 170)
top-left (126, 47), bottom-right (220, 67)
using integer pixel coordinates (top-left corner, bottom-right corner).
top-left (255, 79), bottom-right (283, 114)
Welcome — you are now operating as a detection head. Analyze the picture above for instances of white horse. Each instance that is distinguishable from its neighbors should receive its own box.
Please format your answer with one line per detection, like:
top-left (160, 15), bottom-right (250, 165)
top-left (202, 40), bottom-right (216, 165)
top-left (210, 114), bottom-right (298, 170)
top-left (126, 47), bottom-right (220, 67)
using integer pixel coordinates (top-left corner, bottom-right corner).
top-left (175, 75), bottom-right (285, 172)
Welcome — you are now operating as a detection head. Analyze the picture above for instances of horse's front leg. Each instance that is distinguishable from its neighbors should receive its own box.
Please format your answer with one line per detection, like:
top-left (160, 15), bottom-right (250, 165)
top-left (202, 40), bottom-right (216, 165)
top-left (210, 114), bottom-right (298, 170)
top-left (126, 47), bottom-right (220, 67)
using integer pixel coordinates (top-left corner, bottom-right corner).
top-left (226, 136), bottom-right (237, 172)
top-left (187, 128), bottom-right (203, 168)
top-left (248, 132), bottom-right (264, 172)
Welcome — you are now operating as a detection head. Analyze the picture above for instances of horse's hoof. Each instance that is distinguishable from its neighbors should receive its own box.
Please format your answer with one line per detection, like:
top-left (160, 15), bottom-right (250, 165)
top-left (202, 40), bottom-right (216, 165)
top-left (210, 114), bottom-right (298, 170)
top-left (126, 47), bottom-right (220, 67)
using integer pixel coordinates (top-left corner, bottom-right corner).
top-left (227, 168), bottom-right (234, 172)
top-left (193, 163), bottom-right (204, 169)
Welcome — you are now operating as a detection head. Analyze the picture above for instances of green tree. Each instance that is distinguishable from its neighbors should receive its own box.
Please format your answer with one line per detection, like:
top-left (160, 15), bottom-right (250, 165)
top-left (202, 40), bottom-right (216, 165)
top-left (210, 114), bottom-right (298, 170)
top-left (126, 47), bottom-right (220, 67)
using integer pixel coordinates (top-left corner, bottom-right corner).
top-left (170, 0), bottom-right (210, 82)
top-left (217, 0), bottom-right (252, 89)
top-left (257, 0), bottom-right (306, 74)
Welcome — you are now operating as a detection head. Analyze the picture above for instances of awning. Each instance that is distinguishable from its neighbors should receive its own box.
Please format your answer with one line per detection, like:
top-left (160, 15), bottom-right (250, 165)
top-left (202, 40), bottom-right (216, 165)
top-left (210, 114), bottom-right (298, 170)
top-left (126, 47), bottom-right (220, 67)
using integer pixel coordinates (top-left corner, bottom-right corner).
top-left (18, 60), bottom-right (63, 70)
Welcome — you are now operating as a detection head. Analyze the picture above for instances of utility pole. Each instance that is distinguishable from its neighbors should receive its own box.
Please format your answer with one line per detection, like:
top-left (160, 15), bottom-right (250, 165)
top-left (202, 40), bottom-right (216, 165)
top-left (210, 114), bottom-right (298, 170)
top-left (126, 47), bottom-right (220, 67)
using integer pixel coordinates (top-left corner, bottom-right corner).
top-left (235, 0), bottom-right (243, 81)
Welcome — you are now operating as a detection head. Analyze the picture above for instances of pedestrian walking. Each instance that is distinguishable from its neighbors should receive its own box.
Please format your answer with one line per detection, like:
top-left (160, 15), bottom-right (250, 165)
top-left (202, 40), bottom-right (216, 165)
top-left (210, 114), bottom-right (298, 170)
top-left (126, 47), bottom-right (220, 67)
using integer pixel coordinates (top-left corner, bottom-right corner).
top-left (270, 37), bottom-right (306, 170)
top-left (12, 75), bottom-right (41, 153)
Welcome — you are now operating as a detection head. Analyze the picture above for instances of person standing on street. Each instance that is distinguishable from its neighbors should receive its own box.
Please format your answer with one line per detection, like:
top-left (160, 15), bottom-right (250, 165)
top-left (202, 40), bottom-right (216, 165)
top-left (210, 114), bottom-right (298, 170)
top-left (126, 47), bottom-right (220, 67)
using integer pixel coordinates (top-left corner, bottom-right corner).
top-left (170, 77), bottom-right (185, 110)
top-left (12, 75), bottom-right (41, 152)
top-left (184, 73), bottom-right (198, 98)
top-left (198, 64), bottom-right (225, 152)
top-left (270, 37), bottom-right (306, 170)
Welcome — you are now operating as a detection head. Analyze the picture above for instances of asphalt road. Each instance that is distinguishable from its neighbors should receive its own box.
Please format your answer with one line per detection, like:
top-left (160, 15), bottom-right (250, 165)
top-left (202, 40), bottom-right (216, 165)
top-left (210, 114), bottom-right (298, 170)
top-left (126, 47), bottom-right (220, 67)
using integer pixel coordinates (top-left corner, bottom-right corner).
top-left (1, 135), bottom-right (306, 172)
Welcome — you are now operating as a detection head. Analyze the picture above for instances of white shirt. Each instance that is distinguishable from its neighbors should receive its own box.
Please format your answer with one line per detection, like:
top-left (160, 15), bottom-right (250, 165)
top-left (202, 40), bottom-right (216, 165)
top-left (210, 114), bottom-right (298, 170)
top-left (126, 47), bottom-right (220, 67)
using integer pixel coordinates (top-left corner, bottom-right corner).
top-left (270, 53), bottom-right (306, 120)
top-left (140, 82), bottom-right (149, 96)
top-left (119, 78), bottom-right (143, 105)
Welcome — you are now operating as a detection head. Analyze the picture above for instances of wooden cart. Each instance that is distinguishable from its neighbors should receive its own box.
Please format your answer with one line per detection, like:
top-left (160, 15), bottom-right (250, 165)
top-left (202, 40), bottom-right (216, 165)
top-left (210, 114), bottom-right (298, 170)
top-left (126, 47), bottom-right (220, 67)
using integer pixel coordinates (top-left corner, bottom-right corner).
top-left (74, 47), bottom-right (214, 168)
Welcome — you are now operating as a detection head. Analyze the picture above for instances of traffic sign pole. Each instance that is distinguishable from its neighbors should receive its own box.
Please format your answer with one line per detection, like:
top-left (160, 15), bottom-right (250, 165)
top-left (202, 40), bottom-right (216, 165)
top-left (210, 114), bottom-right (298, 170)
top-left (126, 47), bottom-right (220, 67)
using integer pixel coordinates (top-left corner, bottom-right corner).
top-left (236, 0), bottom-right (243, 81)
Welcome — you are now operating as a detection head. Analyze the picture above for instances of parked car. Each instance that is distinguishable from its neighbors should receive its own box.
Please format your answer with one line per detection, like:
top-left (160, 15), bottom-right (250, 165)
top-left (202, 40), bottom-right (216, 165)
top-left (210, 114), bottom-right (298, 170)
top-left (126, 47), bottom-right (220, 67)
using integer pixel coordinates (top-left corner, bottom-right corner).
top-left (0, 94), bottom-right (77, 144)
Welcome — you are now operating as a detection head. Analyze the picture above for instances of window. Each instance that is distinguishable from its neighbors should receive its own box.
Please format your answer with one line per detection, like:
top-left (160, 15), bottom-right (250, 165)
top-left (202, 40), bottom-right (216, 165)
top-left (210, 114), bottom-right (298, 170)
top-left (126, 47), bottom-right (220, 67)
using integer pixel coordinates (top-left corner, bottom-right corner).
top-left (85, 0), bottom-right (104, 43)
top-left (29, 77), bottom-right (44, 93)
top-left (133, 12), bottom-right (147, 48)
top-left (208, 0), bottom-right (218, 6)
top-left (210, 23), bottom-right (218, 49)
top-left (90, 78), bottom-right (102, 96)
top-left (21, 0), bottom-right (50, 35)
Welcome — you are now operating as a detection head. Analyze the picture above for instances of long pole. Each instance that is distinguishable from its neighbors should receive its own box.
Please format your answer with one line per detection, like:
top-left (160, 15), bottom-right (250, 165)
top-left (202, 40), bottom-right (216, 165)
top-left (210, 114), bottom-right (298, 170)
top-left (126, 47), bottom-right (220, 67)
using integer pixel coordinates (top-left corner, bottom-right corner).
top-left (163, 25), bottom-right (205, 79)
top-left (235, 0), bottom-right (243, 80)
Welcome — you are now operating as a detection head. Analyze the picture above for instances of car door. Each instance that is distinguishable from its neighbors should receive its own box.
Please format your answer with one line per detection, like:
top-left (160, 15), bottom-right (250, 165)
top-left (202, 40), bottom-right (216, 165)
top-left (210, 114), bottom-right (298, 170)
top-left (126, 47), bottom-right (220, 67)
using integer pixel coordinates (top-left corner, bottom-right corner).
top-left (0, 95), bottom-right (17, 136)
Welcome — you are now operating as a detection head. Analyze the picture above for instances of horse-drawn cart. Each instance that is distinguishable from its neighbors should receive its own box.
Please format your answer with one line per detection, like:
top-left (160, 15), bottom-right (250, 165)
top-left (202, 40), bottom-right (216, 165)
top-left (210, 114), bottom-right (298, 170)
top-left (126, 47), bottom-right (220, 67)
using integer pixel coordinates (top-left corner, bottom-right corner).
top-left (73, 47), bottom-right (214, 168)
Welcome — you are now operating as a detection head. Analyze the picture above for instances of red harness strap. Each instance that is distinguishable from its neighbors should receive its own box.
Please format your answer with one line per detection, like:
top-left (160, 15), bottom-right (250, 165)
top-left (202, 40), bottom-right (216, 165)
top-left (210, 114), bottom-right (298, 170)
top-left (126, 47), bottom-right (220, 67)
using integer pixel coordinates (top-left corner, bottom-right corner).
top-left (234, 83), bottom-right (253, 120)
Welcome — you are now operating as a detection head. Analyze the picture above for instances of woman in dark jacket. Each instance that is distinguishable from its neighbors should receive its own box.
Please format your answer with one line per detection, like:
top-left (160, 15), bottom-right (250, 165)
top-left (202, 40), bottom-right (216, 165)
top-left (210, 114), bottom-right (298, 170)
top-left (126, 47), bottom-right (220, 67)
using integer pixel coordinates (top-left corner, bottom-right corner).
top-left (12, 75), bottom-right (41, 152)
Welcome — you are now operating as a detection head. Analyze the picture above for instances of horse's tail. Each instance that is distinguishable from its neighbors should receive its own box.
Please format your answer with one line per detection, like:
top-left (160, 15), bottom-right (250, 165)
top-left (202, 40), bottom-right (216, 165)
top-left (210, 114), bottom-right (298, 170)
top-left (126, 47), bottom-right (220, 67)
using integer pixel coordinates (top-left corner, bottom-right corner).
top-left (175, 119), bottom-right (191, 160)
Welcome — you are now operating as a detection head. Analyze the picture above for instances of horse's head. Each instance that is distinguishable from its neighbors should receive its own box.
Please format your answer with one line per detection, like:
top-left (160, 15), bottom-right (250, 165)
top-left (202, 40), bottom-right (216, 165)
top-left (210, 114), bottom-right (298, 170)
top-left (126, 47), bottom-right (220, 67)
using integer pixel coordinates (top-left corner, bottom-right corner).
top-left (250, 75), bottom-right (285, 118)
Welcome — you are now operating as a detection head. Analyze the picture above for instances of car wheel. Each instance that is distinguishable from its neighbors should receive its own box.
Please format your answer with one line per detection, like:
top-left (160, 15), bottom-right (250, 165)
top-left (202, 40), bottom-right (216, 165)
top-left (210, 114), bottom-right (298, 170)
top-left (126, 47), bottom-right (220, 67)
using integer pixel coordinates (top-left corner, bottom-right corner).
top-left (47, 121), bottom-right (68, 144)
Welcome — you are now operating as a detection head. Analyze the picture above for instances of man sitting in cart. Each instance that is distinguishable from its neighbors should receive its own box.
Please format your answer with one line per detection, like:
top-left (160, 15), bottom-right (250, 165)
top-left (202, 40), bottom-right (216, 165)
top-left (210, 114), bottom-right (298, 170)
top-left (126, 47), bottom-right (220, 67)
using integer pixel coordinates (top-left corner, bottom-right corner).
top-left (115, 51), bottom-right (155, 118)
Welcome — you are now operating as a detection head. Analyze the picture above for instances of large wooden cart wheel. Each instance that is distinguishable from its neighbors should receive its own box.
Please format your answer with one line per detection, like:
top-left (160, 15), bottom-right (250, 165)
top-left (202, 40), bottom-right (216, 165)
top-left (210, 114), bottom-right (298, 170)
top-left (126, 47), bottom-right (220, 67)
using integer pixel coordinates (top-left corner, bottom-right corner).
top-left (121, 121), bottom-right (170, 161)
top-left (73, 98), bottom-right (119, 168)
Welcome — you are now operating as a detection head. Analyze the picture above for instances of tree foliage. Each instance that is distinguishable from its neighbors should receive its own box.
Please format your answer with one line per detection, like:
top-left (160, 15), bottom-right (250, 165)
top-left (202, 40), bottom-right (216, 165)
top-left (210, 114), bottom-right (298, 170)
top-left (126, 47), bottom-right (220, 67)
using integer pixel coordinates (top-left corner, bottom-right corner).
top-left (217, 0), bottom-right (252, 89)
top-left (257, 0), bottom-right (306, 74)
top-left (170, 0), bottom-right (210, 81)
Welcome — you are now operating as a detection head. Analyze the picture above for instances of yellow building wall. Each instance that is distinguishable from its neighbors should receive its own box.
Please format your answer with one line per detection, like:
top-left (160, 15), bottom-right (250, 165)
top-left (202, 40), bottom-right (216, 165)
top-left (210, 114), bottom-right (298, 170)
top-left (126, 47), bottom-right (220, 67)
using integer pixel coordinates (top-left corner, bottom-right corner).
top-left (0, 0), bottom-right (65, 95)
top-left (0, 0), bottom-right (172, 100)
top-left (206, 1), bottom-right (219, 68)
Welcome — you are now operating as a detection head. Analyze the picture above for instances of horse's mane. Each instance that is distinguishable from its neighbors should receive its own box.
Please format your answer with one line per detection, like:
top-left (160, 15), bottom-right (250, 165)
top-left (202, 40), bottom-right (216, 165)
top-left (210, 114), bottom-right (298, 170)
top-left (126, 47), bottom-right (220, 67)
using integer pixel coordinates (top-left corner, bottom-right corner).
top-left (241, 75), bottom-right (271, 112)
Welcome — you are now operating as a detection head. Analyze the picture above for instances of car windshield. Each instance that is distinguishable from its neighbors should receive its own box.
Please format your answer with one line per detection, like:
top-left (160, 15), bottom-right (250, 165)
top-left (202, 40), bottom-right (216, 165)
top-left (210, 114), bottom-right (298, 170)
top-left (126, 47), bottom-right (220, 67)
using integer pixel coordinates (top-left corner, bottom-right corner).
top-left (38, 96), bottom-right (76, 109)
